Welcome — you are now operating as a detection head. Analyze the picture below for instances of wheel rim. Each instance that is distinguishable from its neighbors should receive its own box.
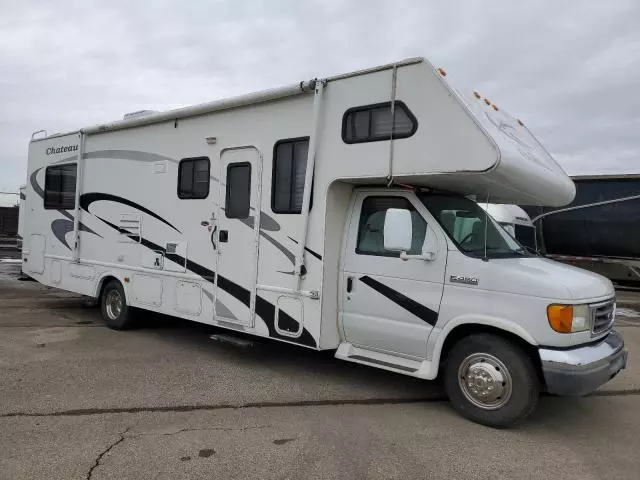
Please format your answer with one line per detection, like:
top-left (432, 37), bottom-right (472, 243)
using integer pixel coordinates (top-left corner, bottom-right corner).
top-left (105, 290), bottom-right (123, 320)
top-left (458, 353), bottom-right (513, 410)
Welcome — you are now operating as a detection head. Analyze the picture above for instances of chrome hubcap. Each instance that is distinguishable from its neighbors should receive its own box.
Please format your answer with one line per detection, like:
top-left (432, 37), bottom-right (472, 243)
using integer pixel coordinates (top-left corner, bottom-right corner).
top-left (458, 353), bottom-right (512, 410)
top-left (105, 290), bottom-right (123, 320)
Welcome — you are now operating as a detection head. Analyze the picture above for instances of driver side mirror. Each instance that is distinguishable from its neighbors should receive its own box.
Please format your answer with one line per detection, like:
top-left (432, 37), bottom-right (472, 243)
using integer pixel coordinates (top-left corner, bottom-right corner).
top-left (383, 208), bottom-right (413, 253)
top-left (383, 208), bottom-right (435, 261)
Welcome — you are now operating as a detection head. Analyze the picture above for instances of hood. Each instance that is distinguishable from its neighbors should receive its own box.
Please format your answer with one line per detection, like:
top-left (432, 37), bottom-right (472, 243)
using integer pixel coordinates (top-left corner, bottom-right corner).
top-left (486, 257), bottom-right (614, 301)
top-left (447, 252), bottom-right (615, 301)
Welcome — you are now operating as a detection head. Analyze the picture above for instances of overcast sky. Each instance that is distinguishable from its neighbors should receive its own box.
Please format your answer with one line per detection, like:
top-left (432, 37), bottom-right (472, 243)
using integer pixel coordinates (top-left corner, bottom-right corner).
top-left (1, 0), bottom-right (639, 205)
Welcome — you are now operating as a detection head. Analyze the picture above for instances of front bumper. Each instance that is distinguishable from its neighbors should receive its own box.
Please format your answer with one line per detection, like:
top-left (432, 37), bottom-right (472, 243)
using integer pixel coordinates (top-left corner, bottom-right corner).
top-left (539, 330), bottom-right (627, 396)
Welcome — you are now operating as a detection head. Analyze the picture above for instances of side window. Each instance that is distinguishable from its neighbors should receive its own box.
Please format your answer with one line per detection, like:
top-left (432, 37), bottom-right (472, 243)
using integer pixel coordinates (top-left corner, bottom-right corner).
top-left (225, 162), bottom-right (251, 219)
top-left (272, 137), bottom-right (311, 214)
top-left (178, 157), bottom-right (210, 199)
top-left (356, 196), bottom-right (427, 257)
top-left (44, 163), bottom-right (77, 210)
top-left (342, 101), bottom-right (417, 144)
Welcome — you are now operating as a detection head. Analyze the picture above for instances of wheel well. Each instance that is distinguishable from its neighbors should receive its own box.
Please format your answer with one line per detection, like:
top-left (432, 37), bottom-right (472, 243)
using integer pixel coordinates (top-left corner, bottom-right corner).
top-left (97, 275), bottom-right (120, 300)
top-left (439, 324), bottom-right (544, 383)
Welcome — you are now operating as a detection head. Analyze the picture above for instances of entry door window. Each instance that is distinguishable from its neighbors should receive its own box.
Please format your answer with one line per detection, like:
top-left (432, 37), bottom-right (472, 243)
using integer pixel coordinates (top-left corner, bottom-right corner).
top-left (356, 196), bottom-right (427, 257)
top-left (225, 162), bottom-right (251, 219)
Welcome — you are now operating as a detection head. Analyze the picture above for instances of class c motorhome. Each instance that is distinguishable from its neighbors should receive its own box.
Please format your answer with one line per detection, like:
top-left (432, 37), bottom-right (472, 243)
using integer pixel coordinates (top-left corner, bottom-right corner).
top-left (22, 58), bottom-right (627, 427)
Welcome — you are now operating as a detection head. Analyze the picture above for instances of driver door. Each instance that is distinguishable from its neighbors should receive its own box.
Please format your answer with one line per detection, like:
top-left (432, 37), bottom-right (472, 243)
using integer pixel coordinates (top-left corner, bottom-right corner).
top-left (340, 192), bottom-right (447, 359)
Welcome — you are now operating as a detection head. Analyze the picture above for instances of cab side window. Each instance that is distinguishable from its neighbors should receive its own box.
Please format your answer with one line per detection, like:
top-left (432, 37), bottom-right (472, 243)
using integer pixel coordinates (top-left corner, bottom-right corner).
top-left (356, 196), bottom-right (427, 257)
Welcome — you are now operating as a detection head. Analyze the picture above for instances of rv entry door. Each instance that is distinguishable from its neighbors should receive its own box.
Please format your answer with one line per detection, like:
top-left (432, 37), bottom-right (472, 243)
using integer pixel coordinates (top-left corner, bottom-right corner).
top-left (215, 147), bottom-right (262, 327)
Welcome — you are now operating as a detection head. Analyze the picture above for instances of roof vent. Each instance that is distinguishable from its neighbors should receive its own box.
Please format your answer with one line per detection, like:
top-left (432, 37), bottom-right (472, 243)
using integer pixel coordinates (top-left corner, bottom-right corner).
top-left (123, 110), bottom-right (158, 120)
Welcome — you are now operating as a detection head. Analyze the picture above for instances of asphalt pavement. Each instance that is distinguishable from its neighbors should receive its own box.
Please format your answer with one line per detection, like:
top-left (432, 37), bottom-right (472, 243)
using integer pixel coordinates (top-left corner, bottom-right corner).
top-left (1, 257), bottom-right (639, 479)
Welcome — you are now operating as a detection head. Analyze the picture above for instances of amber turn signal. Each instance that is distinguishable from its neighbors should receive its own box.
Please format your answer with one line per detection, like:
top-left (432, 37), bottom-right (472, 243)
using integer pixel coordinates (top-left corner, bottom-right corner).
top-left (547, 304), bottom-right (573, 333)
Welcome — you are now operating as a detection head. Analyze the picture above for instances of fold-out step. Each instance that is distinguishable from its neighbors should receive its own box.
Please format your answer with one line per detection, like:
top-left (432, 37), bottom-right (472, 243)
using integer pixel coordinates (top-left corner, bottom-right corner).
top-left (335, 342), bottom-right (423, 374)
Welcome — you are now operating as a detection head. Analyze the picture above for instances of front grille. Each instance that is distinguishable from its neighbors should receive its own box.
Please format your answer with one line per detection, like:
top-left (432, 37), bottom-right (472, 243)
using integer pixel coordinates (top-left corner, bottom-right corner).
top-left (591, 299), bottom-right (615, 336)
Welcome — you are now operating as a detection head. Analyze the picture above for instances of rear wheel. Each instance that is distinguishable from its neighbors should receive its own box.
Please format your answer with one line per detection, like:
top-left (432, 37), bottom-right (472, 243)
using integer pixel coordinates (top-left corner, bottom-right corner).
top-left (100, 280), bottom-right (134, 330)
top-left (444, 333), bottom-right (539, 428)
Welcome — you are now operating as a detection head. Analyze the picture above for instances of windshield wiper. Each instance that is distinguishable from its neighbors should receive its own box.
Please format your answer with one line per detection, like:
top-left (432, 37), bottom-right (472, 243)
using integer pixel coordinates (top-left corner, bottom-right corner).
top-left (462, 246), bottom-right (528, 257)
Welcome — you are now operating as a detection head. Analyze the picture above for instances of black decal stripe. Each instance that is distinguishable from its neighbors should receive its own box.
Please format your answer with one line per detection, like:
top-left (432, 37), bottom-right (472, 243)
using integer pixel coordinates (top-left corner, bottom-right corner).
top-left (239, 217), bottom-right (295, 264)
top-left (29, 168), bottom-right (44, 199)
top-left (51, 219), bottom-right (73, 250)
top-left (255, 297), bottom-right (317, 348)
top-left (30, 168), bottom-right (101, 248)
top-left (95, 216), bottom-right (317, 348)
top-left (286, 236), bottom-right (322, 260)
top-left (359, 276), bottom-right (438, 326)
top-left (217, 276), bottom-right (250, 307)
top-left (261, 231), bottom-right (295, 264)
top-left (80, 193), bottom-right (181, 234)
top-left (258, 211), bottom-right (280, 232)
top-left (51, 219), bottom-right (103, 250)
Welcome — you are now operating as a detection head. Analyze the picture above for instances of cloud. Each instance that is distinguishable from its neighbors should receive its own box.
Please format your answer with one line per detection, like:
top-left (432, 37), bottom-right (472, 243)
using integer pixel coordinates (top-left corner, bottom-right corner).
top-left (1, 0), bottom-right (639, 204)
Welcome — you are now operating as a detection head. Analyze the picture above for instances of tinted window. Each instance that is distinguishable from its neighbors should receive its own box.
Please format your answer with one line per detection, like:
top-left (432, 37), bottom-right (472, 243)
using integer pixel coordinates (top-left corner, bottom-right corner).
top-left (342, 101), bottom-right (417, 144)
top-left (44, 164), bottom-right (77, 209)
top-left (272, 137), bottom-right (310, 214)
top-left (356, 196), bottom-right (426, 256)
top-left (178, 157), bottom-right (210, 199)
top-left (225, 163), bottom-right (251, 219)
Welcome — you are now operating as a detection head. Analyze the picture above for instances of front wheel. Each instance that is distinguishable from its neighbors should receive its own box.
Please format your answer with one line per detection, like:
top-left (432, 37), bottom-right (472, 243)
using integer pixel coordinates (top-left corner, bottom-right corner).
top-left (444, 333), bottom-right (539, 428)
top-left (100, 280), bottom-right (134, 330)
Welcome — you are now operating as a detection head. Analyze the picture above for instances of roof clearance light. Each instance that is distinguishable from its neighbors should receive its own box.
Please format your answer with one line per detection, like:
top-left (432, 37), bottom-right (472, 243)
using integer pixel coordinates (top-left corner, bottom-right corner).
top-left (492, 104), bottom-right (499, 111)
top-left (437, 67), bottom-right (447, 77)
top-left (473, 91), bottom-right (481, 99)
top-left (517, 119), bottom-right (524, 126)
top-left (484, 98), bottom-right (491, 106)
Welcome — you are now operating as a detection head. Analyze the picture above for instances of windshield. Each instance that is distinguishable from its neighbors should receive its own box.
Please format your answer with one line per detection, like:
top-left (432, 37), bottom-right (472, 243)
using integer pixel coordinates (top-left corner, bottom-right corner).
top-left (514, 224), bottom-right (537, 251)
top-left (418, 194), bottom-right (530, 259)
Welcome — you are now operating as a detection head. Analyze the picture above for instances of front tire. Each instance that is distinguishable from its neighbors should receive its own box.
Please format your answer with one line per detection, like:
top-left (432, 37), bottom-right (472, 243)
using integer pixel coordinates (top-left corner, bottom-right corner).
top-left (100, 280), bottom-right (134, 330)
top-left (444, 333), bottom-right (539, 428)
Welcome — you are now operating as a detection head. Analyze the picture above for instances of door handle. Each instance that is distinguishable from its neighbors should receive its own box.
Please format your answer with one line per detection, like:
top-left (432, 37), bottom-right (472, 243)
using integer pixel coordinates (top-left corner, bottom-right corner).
top-left (210, 225), bottom-right (217, 250)
top-left (219, 230), bottom-right (229, 243)
top-left (346, 276), bottom-right (353, 293)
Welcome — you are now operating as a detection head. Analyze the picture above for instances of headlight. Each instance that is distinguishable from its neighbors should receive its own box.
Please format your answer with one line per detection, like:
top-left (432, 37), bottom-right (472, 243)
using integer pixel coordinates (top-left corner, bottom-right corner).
top-left (547, 304), bottom-right (590, 333)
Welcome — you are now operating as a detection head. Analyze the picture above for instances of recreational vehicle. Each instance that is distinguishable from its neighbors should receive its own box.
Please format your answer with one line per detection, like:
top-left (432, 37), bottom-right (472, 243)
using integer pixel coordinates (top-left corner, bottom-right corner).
top-left (22, 58), bottom-right (626, 427)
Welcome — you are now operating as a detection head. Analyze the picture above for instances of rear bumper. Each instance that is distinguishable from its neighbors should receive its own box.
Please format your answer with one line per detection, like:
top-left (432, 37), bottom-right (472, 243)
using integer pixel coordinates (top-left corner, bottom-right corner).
top-left (539, 330), bottom-right (627, 396)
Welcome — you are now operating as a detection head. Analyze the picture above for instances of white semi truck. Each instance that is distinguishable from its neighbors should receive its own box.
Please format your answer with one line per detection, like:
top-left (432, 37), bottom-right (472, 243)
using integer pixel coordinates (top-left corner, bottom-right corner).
top-left (22, 58), bottom-right (626, 427)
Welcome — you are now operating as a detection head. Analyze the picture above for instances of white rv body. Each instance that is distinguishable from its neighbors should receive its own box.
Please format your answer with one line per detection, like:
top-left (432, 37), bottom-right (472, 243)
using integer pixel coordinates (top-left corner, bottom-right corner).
top-left (23, 58), bottom-right (625, 426)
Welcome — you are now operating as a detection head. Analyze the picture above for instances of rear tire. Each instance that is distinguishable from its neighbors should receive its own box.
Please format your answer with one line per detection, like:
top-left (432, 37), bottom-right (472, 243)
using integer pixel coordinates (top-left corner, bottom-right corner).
top-left (100, 280), bottom-right (134, 330)
top-left (444, 333), bottom-right (539, 428)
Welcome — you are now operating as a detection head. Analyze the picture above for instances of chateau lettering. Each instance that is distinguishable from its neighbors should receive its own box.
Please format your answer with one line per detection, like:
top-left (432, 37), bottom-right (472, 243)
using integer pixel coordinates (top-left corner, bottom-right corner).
top-left (46, 145), bottom-right (78, 155)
